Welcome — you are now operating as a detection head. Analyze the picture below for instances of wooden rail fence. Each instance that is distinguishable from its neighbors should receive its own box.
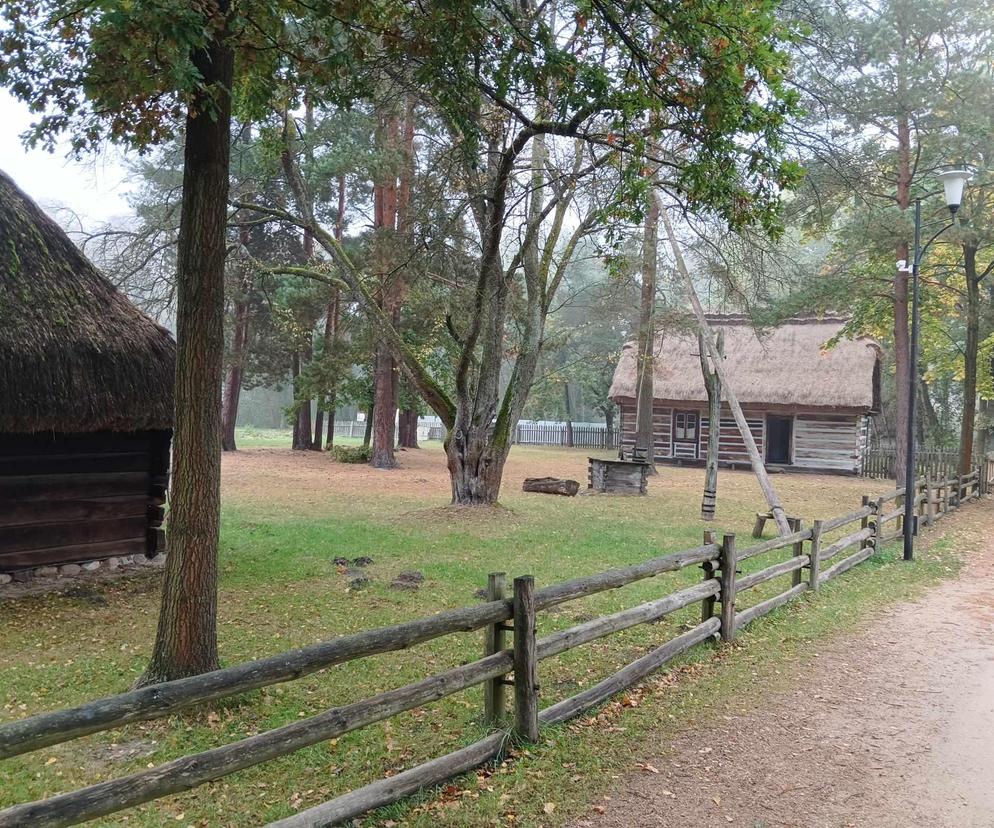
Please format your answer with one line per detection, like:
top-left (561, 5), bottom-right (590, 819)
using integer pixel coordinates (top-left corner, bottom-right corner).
top-left (0, 469), bottom-right (984, 828)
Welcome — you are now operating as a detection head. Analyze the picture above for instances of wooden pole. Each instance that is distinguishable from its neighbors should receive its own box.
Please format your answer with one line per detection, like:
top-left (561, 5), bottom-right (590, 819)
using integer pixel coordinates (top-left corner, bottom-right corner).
top-left (699, 331), bottom-right (723, 520)
top-left (791, 520), bottom-right (806, 588)
top-left (808, 520), bottom-right (823, 592)
top-left (512, 576), bottom-right (539, 742)
top-left (701, 530), bottom-right (718, 625)
top-left (718, 534), bottom-right (737, 642)
top-left (660, 209), bottom-right (791, 536)
top-left (483, 572), bottom-right (508, 727)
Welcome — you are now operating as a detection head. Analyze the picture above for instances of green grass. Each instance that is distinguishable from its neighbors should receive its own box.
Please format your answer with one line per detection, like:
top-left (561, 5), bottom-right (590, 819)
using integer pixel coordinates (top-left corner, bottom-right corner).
top-left (233, 426), bottom-right (365, 448)
top-left (0, 440), bottom-right (973, 827)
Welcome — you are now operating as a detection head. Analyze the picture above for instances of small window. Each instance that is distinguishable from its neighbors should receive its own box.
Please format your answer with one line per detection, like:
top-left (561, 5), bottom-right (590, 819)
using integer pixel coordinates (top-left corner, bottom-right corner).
top-left (685, 414), bottom-right (697, 441)
top-left (675, 412), bottom-right (686, 439)
top-left (674, 411), bottom-right (697, 441)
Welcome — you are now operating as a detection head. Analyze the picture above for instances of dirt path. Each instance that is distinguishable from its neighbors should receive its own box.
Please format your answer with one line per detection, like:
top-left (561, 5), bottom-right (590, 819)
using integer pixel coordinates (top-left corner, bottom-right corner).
top-left (572, 498), bottom-right (994, 828)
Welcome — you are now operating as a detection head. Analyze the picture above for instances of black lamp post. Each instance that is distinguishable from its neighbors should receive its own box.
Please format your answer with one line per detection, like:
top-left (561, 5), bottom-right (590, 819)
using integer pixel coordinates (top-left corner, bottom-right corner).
top-left (902, 168), bottom-right (971, 562)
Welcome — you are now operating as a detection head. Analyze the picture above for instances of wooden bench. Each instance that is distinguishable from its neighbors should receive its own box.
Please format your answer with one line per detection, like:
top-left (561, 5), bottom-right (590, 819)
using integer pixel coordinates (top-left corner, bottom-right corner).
top-left (752, 511), bottom-right (802, 538)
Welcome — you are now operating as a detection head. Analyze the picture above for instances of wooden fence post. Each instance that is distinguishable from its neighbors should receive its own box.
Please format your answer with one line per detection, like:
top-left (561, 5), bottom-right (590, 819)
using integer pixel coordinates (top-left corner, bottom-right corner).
top-left (718, 534), bottom-right (737, 642)
top-left (483, 572), bottom-right (508, 728)
top-left (808, 520), bottom-right (823, 592)
top-left (873, 496), bottom-right (885, 549)
top-left (791, 520), bottom-right (805, 588)
top-left (702, 530), bottom-right (717, 626)
top-left (512, 576), bottom-right (539, 742)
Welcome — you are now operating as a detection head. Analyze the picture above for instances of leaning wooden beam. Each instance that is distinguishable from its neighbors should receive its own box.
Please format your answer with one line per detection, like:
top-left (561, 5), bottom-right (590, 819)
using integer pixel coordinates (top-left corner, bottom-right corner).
top-left (0, 600), bottom-right (512, 760)
top-left (660, 209), bottom-right (791, 536)
top-left (0, 652), bottom-right (514, 828)
top-left (533, 543), bottom-right (718, 609)
top-left (734, 583), bottom-right (807, 630)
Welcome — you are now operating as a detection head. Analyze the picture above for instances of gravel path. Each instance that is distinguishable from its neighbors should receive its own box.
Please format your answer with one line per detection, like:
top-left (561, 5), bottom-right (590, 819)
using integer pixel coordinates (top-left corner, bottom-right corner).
top-left (572, 497), bottom-right (994, 828)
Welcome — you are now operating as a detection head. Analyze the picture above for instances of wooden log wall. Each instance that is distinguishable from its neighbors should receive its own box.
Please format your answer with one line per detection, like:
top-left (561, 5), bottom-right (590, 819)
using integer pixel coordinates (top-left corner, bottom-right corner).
top-left (0, 430), bottom-right (169, 570)
top-left (792, 414), bottom-right (860, 472)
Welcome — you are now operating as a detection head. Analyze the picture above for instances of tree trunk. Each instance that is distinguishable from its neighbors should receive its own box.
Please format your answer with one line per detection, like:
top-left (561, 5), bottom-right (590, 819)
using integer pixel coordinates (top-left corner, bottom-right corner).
top-left (138, 4), bottom-right (232, 686)
top-left (563, 382), bottom-right (574, 448)
top-left (661, 209), bottom-right (792, 536)
top-left (398, 408), bottom-right (419, 448)
top-left (370, 339), bottom-right (398, 467)
top-left (699, 331), bottom-right (723, 521)
top-left (313, 400), bottom-right (325, 451)
top-left (892, 100), bottom-right (912, 480)
top-left (604, 405), bottom-right (615, 448)
top-left (220, 295), bottom-right (249, 452)
top-left (633, 192), bottom-right (660, 468)
top-left (297, 341), bottom-right (314, 451)
top-left (325, 390), bottom-right (337, 449)
top-left (291, 352), bottom-right (307, 450)
top-left (362, 404), bottom-right (374, 448)
top-left (960, 243), bottom-right (980, 473)
top-left (446, 426), bottom-right (508, 505)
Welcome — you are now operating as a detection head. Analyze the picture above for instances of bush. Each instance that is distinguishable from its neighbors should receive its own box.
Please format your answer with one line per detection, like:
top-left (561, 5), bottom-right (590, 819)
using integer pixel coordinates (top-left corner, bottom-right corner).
top-left (331, 445), bottom-right (372, 464)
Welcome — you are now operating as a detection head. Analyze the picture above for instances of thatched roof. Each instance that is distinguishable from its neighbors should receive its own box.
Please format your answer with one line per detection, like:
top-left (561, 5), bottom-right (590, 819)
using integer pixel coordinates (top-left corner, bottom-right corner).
top-left (0, 170), bottom-right (175, 433)
top-left (609, 315), bottom-right (881, 411)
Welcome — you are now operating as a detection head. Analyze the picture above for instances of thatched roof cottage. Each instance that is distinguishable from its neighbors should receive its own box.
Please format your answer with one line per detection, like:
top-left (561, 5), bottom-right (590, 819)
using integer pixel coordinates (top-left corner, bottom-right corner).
top-left (0, 170), bottom-right (174, 572)
top-left (609, 316), bottom-right (881, 474)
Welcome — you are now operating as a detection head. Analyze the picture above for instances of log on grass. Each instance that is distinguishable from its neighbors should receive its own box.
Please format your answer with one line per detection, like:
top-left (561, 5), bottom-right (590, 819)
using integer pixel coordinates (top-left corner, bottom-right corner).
top-left (522, 477), bottom-right (580, 496)
top-left (819, 546), bottom-right (874, 585)
top-left (734, 582), bottom-right (807, 630)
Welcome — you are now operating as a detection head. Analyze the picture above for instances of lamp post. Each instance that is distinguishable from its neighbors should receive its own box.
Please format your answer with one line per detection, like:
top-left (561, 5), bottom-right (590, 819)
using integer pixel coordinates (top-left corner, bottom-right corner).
top-left (902, 168), bottom-right (971, 561)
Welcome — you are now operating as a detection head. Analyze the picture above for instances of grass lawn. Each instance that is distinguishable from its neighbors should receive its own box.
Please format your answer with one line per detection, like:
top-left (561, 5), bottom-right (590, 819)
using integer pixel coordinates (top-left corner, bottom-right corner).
top-left (0, 435), bottom-right (968, 826)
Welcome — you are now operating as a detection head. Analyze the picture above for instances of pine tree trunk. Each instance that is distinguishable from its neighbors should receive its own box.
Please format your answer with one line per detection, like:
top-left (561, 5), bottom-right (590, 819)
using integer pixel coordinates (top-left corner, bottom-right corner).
top-left (633, 193), bottom-right (659, 466)
top-left (325, 390), bottom-right (337, 449)
top-left (291, 351), bottom-right (306, 450)
top-left (370, 339), bottom-right (398, 467)
top-left (398, 408), bottom-right (419, 448)
top-left (220, 295), bottom-right (249, 452)
top-left (138, 4), bottom-right (231, 686)
top-left (362, 403), bottom-right (374, 448)
top-left (961, 244), bottom-right (980, 473)
top-left (604, 405), bottom-right (615, 447)
top-left (892, 99), bottom-right (912, 481)
top-left (313, 400), bottom-right (325, 451)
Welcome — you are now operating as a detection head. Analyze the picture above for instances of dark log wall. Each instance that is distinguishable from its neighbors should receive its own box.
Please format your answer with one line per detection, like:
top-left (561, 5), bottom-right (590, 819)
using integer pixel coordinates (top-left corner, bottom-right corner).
top-left (617, 399), bottom-right (865, 474)
top-left (0, 431), bottom-right (169, 570)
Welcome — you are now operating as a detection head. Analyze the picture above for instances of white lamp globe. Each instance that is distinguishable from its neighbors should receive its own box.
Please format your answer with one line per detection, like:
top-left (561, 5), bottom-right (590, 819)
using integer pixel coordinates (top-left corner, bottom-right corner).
top-left (936, 169), bottom-right (971, 213)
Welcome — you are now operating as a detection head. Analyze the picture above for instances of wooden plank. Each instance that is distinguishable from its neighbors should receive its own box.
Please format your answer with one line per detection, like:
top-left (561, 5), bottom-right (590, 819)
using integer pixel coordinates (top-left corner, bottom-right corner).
top-left (0, 598), bottom-right (514, 760)
top-left (737, 555), bottom-right (809, 593)
top-left (0, 496), bottom-right (148, 529)
top-left (819, 546), bottom-right (874, 584)
top-left (0, 432), bottom-right (152, 457)
top-left (535, 580), bottom-right (720, 661)
top-left (818, 505), bottom-right (875, 534)
top-left (0, 452), bottom-right (151, 477)
top-left (0, 471), bottom-right (149, 501)
top-left (808, 520), bottom-right (823, 591)
top-left (512, 576), bottom-right (539, 742)
top-left (0, 651), bottom-right (516, 828)
top-left (533, 543), bottom-right (718, 610)
top-left (737, 527), bottom-right (813, 562)
top-left (734, 582), bottom-right (807, 630)
top-left (818, 526), bottom-right (874, 563)
top-left (0, 538), bottom-right (147, 570)
top-left (0, 516), bottom-right (147, 555)
top-left (482, 573), bottom-right (508, 728)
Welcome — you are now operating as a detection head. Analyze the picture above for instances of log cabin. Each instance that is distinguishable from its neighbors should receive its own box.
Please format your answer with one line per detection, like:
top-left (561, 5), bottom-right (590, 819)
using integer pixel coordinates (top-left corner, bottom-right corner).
top-left (609, 316), bottom-right (882, 475)
top-left (0, 170), bottom-right (175, 572)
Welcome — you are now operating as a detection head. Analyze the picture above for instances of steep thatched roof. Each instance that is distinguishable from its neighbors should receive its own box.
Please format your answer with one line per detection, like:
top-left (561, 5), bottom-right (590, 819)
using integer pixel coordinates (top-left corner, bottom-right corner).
top-left (609, 315), bottom-right (881, 411)
top-left (0, 170), bottom-right (175, 433)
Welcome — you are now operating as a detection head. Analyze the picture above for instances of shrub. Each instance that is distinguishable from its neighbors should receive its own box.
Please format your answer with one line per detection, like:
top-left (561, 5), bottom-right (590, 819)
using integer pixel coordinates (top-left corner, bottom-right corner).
top-left (331, 445), bottom-right (372, 464)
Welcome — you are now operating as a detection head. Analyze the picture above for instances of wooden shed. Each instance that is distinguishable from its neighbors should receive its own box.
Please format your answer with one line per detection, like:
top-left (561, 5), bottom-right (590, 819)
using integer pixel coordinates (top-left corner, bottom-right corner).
top-left (609, 316), bottom-right (881, 475)
top-left (0, 171), bottom-right (175, 571)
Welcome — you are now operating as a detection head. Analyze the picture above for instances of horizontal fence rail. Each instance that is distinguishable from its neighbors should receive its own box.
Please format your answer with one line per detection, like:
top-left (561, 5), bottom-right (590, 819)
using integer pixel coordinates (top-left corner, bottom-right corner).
top-left (0, 468), bottom-right (985, 828)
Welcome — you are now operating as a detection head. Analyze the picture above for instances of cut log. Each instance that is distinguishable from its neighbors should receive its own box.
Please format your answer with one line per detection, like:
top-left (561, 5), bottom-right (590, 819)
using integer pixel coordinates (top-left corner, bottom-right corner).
top-left (522, 477), bottom-right (579, 496)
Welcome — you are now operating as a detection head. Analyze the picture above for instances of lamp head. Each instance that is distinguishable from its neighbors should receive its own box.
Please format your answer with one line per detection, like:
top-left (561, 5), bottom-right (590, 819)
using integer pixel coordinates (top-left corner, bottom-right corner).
top-left (936, 169), bottom-right (971, 214)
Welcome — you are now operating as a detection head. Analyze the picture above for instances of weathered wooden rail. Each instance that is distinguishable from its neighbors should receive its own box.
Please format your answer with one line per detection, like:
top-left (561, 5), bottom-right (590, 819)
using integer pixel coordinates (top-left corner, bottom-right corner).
top-left (0, 470), bottom-right (984, 828)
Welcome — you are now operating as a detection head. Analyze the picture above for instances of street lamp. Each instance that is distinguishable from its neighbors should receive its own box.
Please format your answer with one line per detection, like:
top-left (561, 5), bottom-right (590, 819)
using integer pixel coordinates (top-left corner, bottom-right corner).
top-left (902, 168), bottom-right (971, 561)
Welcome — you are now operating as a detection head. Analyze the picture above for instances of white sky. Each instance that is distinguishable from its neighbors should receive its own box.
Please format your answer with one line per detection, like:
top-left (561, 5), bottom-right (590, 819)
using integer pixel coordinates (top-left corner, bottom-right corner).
top-left (0, 90), bottom-right (134, 229)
